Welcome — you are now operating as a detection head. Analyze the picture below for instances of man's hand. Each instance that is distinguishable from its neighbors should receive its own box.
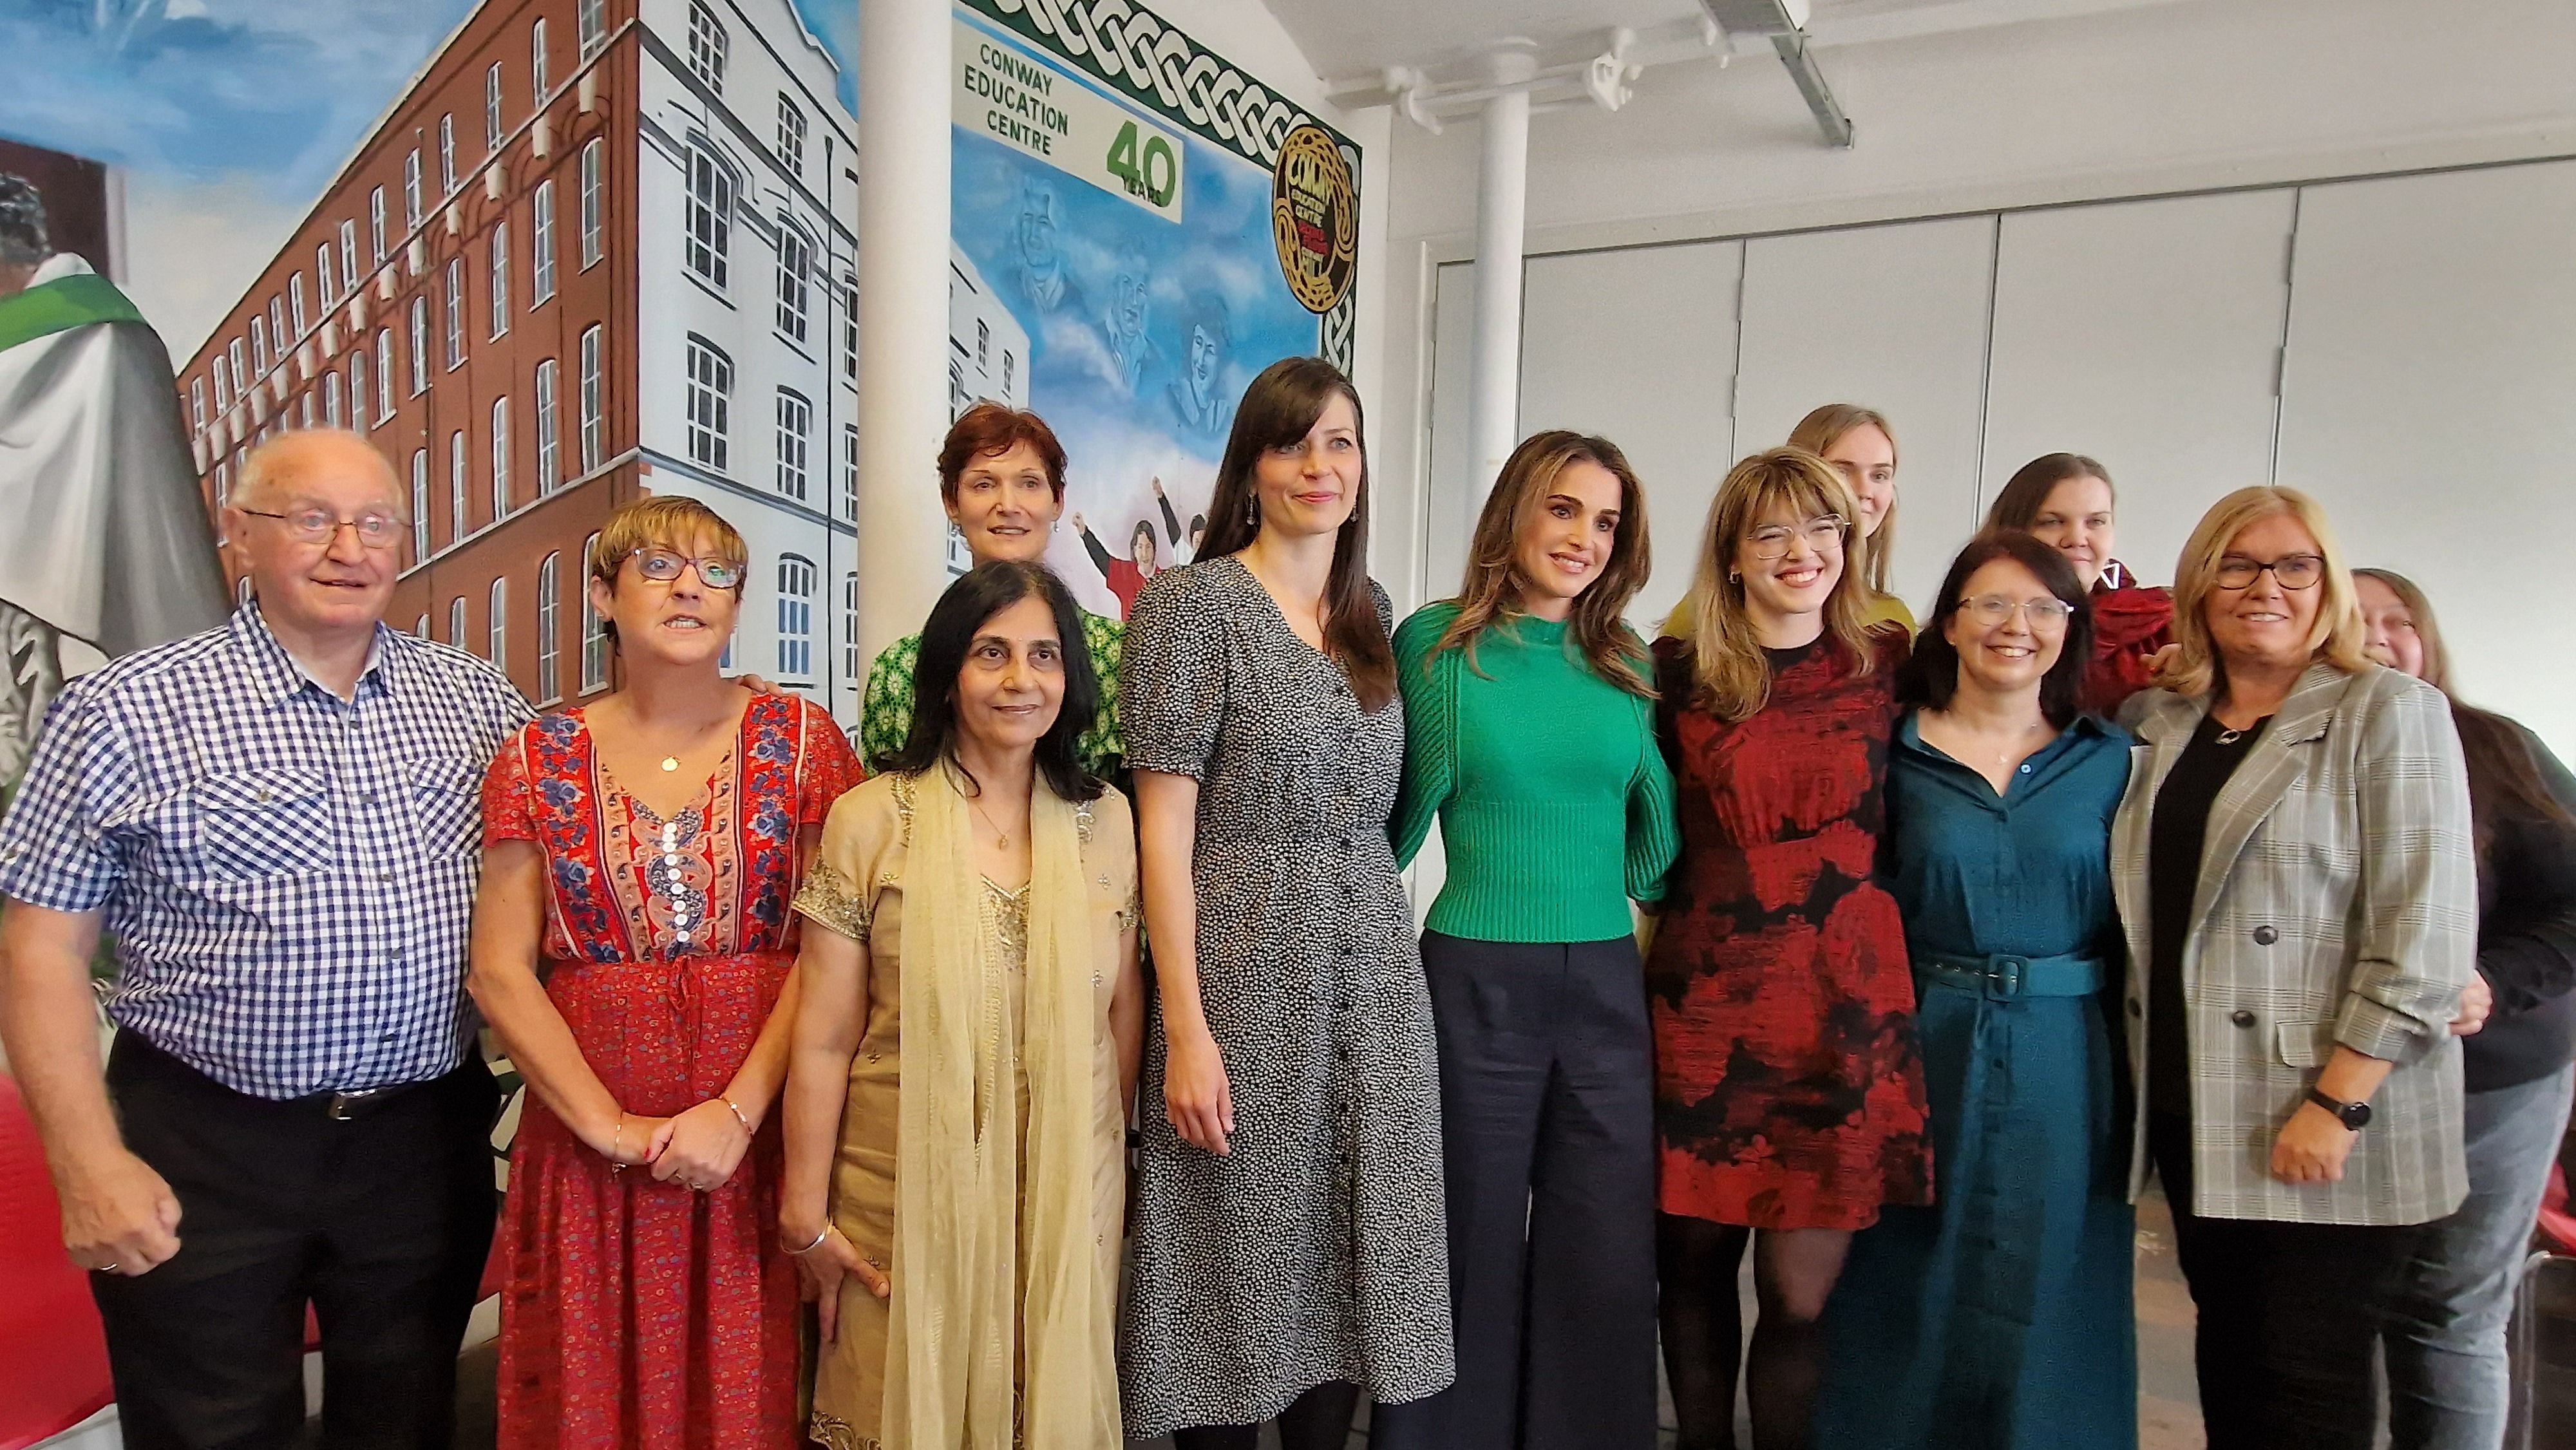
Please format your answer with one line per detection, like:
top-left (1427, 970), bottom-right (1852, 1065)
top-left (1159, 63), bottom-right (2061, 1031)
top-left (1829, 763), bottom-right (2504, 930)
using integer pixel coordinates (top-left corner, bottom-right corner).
top-left (60, 1145), bottom-right (182, 1275)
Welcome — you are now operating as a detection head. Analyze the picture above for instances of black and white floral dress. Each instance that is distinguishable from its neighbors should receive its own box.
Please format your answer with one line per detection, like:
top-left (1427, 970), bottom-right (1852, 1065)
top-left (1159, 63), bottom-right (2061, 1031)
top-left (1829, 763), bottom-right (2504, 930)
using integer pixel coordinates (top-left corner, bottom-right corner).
top-left (1115, 554), bottom-right (1454, 1435)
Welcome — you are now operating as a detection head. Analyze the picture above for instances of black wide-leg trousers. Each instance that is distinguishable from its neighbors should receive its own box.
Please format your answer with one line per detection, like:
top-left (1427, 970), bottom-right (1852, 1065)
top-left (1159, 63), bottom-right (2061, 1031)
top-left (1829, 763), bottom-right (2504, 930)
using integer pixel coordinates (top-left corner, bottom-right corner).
top-left (1373, 931), bottom-right (1661, 1450)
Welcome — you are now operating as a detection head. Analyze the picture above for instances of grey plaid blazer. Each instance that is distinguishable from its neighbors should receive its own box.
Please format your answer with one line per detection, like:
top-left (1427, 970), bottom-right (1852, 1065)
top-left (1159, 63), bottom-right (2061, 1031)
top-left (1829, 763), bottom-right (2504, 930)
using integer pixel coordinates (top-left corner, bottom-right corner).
top-left (2112, 661), bottom-right (2476, 1225)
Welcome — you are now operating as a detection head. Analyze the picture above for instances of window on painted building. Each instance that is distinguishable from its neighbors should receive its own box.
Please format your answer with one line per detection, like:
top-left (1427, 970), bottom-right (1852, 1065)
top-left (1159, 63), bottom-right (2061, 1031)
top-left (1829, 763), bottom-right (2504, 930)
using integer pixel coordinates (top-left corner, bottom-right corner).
top-left (189, 377), bottom-right (207, 434)
top-left (531, 19), bottom-right (550, 99)
top-left (238, 576), bottom-right (253, 607)
top-left (776, 95), bottom-right (806, 176)
top-left (411, 448), bottom-right (429, 562)
top-left (404, 150), bottom-right (422, 227)
top-left (535, 359), bottom-right (560, 493)
top-left (580, 531), bottom-right (609, 691)
top-left (449, 595), bottom-right (466, 646)
top-left (579, 139), bottom-right (605, 268)
top-left (777, 555), bottom-right (813, 681)
top-left (532, 181), bottom-right (557, 303)
top-left (685, 335), bottom-right (731, 473)
top-left (488, 576), bottom-right (508, 668)
top-left (578, 0), bottom-right (607, 60)
top-left (291, 273), bottom-right (308, 335)
top-left (250, 315), bottom-right (270, 377)
top-left (324, 370), bottom-right (342, 428)
top-left (408, 298), bottom-right (429, 394)
top-left (224, 340), bottom-right (245, 406)
top-left (841, 278), bottom-right (857, 381)
top-left (687, 1), bottom-right (727, 91)
top-left (375, 329), bottom-right (394, 420)
top-left (450, 430), bottom-right (468, 543)
top-left (976, 319), bottom-right (989, 370)
top-left (416, 613), bottom-right (430, 639)
top-left (719, 627), bottom-right (734, 673)
top-left (348, 352), bottom-right (368, 433)
top-left (535, 552), bottom-right (561, 702)
top-left (486, 62), bottom-right (504, 154)
top-left (268, 296), bottom-right (288, 355)
top-left (947, 356), bottom-right (965, 415)
top-left (317, 243), bottom-right (337, 308)
top-left (213, 462), bottom-right (228, 508)
top-left (301, 393), bottom-right (315, 429)
top-left (489, 221), bottom-right (511, 339)
top-left (685, 144), bottom-right (733, 289)
top-left (213, 355), bottom-right (230, 414)
top-left (840, 422), bottom-right (857, 521)
top-left (775, 222), bottom-right (810, 342)
top-left (370, 187), bottom-right (387, 263)
top-left (578, 325), bottom-right (604, 469)
top-left (774, 388), bottom-right (810, 501)
top-left (440, 115), bottom-right (457, 194)
top-left (338, 220), bottom-right (357, 294)
top-left (842, 571), bottom-right (857, 680)
top-left (490, 396), bottom-right (512, 519)
top-left (1003, 348), bottom-right (1015, 395)
top-left (444, 259), bottom-right (466, 369)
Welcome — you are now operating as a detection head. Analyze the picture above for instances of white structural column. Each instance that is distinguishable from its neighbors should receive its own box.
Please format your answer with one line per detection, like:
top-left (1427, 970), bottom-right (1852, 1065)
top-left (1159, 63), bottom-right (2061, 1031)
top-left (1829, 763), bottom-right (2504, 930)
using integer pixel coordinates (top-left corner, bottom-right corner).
top-left (855, 0), bottom-right (954, 661)
top-left (1466, 44), bottom-right (1538, 494)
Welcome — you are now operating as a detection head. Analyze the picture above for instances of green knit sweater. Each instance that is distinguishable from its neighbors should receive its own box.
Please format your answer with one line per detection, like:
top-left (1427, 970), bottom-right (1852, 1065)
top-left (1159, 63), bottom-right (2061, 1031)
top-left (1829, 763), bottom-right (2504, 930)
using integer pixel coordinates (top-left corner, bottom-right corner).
top-left (1391, 603), bottom-right (1680, 943)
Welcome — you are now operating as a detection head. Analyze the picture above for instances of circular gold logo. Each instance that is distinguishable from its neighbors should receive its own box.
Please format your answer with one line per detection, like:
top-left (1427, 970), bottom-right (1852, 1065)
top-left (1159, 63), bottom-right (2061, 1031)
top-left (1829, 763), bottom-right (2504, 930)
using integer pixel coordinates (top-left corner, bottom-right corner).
top-left (1272, 124), bottom-right (1358, 316)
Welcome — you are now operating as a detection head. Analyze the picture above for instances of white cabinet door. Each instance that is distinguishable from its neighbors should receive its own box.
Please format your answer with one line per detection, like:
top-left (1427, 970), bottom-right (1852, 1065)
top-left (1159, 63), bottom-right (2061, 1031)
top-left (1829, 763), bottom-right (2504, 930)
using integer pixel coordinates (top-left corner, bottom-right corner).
top-left (1734, 215), bottom-right (1998, 619)
top-left (1985, 189), bottom-right (2295, 592)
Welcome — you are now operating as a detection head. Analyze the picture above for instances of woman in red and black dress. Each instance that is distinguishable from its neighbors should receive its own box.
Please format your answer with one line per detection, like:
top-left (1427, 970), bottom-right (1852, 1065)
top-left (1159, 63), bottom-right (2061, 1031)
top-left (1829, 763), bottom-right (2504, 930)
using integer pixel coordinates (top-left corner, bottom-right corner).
top-left (1649, 447), bottom-right (1929, 1450)
top-left (1984, 451), bottom-right (2175, 717)
top-left (467, 497), bottom-right (860, 1449)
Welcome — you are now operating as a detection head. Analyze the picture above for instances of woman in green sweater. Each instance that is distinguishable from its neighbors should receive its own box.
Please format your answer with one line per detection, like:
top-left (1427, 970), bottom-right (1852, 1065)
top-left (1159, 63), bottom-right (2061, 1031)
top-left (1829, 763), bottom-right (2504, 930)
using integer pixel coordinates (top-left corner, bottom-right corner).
top-left (1371, 431), bottom-right (1680, 1450)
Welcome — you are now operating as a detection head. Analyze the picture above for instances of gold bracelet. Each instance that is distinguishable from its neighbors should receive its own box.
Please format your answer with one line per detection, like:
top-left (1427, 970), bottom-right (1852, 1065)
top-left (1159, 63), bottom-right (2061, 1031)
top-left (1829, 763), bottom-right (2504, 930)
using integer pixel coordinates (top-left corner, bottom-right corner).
top-left (609, 1113), bottom-right (629, 1172)
top-left (721, 1096), bottom-right (753, 1134)
top-left (785, 1221), bottom-right (831, 1255)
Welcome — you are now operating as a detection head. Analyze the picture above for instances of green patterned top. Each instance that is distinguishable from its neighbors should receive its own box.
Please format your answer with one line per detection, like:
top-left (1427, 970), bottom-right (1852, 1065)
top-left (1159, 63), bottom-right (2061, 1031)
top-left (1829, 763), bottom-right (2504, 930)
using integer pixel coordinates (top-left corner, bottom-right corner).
top-left (858, 608), bottom-right (1126, 780)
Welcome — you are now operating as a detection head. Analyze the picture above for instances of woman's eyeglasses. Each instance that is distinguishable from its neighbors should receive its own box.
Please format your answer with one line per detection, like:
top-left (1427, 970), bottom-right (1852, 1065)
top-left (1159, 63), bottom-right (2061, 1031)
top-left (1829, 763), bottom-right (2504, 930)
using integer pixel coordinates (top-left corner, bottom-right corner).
top-left (1956, 594), bottom-right (2074, 630)
top-left (629, 548), bottom-right (745, 590)
top-left (1746, 516), bottom-right (1849, 560)
top-left (2212, 554), bottom-right (2324, 590)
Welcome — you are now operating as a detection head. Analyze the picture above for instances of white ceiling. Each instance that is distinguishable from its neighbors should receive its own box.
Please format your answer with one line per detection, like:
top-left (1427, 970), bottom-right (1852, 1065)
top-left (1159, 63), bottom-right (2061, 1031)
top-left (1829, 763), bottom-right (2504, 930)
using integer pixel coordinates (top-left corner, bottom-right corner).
top-left (1269, 0), bottom-right (2202, 86)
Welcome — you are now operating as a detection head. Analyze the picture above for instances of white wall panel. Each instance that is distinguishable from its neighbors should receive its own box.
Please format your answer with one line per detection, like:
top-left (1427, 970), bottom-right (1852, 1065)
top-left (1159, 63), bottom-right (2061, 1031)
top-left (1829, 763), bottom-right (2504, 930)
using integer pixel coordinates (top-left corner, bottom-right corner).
top-left (1734, 216), bottom-right (1997, 617)
top-left (1421, 259), bottom-right (1481, 610)
top-left (1517, 240), bottom-right (1744, 631)
top-left (1984, 191), bottom-right (2295, 591)
top-left (2277, 160), bottom-right (2576, 758)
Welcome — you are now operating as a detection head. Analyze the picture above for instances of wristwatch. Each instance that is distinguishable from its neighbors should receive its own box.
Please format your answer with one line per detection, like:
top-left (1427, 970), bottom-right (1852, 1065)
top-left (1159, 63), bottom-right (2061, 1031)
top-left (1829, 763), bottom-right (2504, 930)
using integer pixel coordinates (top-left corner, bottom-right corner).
top-left (2304, 1087), bottom-right (2372, 1131)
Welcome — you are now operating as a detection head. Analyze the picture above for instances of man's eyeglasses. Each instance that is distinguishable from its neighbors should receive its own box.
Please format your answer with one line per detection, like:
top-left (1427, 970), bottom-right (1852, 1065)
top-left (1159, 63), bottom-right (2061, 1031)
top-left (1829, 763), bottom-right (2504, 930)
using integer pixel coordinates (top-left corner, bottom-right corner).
top-left (238, 507), bottom-right (404, 551)
top-left (629, 548), bottom-right (745, 590)
top-left (2213, 554), bottom-right (2325, 590)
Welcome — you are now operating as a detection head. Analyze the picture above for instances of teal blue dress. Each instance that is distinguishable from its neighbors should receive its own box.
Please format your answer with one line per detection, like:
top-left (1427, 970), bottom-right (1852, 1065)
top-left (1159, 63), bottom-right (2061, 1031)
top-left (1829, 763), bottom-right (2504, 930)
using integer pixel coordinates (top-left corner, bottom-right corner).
top-left (1815, 713), bottom-right (2139, 1450)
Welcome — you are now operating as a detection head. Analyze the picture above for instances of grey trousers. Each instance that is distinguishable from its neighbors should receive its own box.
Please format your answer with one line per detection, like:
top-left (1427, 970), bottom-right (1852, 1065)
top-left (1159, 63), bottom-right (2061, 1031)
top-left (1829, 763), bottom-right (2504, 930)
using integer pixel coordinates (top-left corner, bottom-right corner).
top-left (1370, 932), bottom-right (1660, 1450)
top-left (2384, 1062), bottom-right (2576, 1450)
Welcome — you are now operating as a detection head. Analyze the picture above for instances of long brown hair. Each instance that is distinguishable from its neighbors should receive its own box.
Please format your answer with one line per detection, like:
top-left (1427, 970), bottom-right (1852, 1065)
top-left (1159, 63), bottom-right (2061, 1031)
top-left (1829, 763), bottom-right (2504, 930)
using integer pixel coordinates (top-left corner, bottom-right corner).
top-left (1985, 451), bottom-right (2112, 532)
top-left (1434, 429), bottom-right (1653, 697)
top-left (1788, 404), bottom-right (1899, 596)
top-left (1680, 447), bottom-right (1882, 721)
top-left (1198, 357), bottom-right (1396, 711)
top-left (2351, 567), bottom-right (2572, 852)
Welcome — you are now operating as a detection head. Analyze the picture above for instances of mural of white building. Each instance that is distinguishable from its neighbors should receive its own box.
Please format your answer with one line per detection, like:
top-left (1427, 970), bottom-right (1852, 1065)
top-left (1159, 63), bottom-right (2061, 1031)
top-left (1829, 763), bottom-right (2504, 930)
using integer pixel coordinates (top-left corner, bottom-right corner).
top-left (942, 244), bottom-right (1032, 575)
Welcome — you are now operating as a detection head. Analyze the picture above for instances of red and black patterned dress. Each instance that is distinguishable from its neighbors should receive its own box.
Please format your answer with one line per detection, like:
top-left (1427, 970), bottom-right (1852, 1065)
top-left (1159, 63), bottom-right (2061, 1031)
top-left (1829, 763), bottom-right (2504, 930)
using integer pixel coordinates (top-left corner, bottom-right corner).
top-left (481, 692), bottom-right (858, 1449)
top-left (1644, 632), bottom-right (1931, 1231)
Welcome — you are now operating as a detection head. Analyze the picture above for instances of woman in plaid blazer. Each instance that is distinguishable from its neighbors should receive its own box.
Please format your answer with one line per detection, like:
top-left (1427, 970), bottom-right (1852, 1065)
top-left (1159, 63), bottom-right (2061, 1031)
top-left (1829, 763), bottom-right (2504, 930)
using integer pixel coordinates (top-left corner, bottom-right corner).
top-left (2112, 485), bottom-right (2481, 1450)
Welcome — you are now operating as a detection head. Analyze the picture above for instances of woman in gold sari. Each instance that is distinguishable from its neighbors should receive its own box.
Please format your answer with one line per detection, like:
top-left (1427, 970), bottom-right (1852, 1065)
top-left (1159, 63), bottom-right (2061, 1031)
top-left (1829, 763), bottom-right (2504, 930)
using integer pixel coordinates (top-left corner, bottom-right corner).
top-left (779, 560), bottom-right (1145, 1449)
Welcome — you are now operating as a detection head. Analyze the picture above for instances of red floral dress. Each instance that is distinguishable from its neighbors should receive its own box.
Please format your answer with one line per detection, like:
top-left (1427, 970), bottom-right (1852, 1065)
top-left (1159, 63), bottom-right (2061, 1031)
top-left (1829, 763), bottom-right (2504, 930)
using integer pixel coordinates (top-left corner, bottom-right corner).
top-left (482, 693), bottom-right (858, 1449)
top-left (1645, 633), bottom-right (1931, 1232)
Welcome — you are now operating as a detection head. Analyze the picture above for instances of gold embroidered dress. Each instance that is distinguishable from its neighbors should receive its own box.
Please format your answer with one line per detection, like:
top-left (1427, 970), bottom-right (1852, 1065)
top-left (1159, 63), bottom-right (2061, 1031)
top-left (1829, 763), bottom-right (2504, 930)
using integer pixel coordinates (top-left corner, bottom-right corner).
top-left (791, 770), bottom-right (1137, 1450)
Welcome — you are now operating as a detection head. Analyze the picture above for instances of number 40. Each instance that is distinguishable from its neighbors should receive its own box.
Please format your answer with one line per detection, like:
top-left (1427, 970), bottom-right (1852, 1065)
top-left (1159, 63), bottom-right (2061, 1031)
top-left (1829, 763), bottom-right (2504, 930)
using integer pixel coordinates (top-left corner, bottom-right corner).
top-left (1107, 122), bottom-right (1178, 209)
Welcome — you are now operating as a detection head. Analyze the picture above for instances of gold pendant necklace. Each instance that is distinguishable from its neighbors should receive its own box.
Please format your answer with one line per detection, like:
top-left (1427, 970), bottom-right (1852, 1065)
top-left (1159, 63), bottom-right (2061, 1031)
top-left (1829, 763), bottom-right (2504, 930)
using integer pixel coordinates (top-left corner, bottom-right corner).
top-left (659, 756), bottom-right (680, 772)
top-left (967, 793), bottom-right (1014, 849)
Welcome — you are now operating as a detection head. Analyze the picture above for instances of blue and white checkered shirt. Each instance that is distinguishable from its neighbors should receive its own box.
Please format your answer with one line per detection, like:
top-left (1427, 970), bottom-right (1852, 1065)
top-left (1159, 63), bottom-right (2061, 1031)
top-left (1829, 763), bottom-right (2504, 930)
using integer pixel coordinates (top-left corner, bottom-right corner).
top-left (0, 603), bottom-right (531, 1099)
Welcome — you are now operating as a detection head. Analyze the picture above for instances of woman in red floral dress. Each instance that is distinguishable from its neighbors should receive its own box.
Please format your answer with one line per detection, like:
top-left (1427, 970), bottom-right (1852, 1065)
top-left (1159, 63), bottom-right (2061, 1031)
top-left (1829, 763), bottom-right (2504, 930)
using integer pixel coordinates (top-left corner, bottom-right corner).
top-left (1649, 449), bottom-right (1929, 1450)
top-left (468, 498), bottom-right (859, 1449)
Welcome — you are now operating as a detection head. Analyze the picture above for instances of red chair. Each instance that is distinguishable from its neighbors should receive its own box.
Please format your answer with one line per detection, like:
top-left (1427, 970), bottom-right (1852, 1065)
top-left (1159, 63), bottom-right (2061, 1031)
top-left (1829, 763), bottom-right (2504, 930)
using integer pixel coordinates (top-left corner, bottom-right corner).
top-left (0, 1075), bottom-right (114, 1450)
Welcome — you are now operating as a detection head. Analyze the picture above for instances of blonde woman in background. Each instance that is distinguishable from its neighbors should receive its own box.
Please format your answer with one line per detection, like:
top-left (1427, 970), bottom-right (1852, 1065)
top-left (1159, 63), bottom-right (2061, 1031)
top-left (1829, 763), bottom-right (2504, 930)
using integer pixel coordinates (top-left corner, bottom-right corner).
top-left (1662, 405), bottom-right (1911, 641)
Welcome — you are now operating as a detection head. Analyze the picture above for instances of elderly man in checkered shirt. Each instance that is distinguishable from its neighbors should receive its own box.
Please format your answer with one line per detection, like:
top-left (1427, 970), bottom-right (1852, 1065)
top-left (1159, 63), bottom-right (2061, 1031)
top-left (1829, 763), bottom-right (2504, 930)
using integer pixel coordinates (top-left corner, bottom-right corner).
top-left (0, 429), bottom-right (531, 1450)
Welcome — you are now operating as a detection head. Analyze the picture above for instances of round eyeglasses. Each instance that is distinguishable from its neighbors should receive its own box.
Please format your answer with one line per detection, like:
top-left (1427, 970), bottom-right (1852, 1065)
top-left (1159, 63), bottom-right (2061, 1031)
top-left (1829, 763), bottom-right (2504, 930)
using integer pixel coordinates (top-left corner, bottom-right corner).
top-left (1957, 594), bottom-right (2074, 630)
top-left (629, 548), bottom-right (745, 590)
top-left (1747, 516), bottom-right (1850, 561)
top-left (2213, 554), bottom-right (2325, 590)
top-left (239, 507), bottom-right (404, 551)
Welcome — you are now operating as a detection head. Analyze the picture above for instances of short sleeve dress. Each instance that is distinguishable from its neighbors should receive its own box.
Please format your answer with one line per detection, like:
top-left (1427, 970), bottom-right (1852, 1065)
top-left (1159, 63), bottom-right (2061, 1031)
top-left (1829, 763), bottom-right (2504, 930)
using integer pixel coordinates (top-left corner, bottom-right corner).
top-left (480, 690), bottom-right (860, 1450)
top-left (1115, 556), bottom-right (1455, 1435)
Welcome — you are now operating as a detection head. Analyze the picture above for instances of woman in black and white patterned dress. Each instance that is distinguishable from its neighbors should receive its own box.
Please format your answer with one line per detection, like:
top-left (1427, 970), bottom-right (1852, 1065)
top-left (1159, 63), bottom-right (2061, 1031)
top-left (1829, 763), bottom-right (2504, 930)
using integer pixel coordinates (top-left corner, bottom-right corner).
top-left (1119, 357), bottom-right (1454, 1447)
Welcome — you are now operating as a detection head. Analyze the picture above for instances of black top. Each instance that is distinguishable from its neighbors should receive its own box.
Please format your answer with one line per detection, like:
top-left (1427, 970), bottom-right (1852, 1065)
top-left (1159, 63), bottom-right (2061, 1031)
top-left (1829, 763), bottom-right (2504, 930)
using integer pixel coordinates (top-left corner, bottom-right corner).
top-left (2146, 712), bottom-right (2271, 1118)
top-left (2464, 722), bottom-right (2576, 1091)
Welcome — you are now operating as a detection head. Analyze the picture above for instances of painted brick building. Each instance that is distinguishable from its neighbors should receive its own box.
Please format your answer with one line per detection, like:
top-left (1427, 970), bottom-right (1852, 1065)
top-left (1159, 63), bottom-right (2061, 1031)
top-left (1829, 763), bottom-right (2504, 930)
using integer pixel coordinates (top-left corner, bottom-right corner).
top-left (176, 0), bottom-right (860, 724)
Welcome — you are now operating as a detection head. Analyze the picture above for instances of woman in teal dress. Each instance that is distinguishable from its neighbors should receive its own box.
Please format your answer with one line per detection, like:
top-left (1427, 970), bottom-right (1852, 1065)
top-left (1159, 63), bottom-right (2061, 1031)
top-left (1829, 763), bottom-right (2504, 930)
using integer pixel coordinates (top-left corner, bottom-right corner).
top-left (1815, 531), bottom-right (2137, 1450)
